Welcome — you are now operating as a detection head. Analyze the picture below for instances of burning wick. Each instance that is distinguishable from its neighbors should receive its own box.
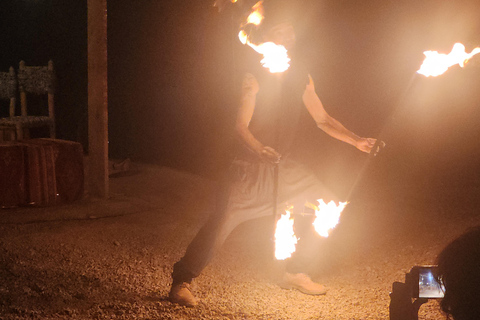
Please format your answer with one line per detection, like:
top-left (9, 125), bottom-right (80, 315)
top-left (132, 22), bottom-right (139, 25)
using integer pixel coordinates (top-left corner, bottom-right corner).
top-left (310, 200), bottom-right (348, 238)
top-left (274, 209), bottom-right (298, 260)
top-left (417, 43), bottom-right (480, 77)
top-left (238, 1), bottom-right (291, 73)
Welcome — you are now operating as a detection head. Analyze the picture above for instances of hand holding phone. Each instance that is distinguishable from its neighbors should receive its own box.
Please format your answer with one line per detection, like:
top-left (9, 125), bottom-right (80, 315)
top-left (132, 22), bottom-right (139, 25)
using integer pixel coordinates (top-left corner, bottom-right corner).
top-left (389, 265), bottom-right (445, 320)
top-left (406, 266), bottom-right (445, 299)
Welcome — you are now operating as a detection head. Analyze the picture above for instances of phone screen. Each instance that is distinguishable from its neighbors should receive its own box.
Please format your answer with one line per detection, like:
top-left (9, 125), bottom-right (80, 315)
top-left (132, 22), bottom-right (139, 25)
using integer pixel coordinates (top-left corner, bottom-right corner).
top-left (418, 267), bottom-right (445, 298)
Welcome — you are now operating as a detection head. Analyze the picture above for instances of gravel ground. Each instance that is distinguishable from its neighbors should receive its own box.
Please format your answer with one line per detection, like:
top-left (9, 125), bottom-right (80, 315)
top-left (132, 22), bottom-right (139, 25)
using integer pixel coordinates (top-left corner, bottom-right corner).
top-left (0, 163), bottom-right (479, 319)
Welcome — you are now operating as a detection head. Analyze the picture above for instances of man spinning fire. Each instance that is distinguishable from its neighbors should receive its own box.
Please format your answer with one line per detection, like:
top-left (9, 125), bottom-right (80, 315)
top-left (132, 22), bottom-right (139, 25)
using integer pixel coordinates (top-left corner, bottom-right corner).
top-left (169, 1), bottom-right (377, 307)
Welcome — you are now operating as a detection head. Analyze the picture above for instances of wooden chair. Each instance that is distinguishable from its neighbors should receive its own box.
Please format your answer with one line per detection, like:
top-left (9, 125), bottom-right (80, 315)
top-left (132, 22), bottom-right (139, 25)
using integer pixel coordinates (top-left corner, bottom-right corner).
top-left (0, 67), bottom-right (17, 141)
top-left (0, 60), bottom-right (56, 140)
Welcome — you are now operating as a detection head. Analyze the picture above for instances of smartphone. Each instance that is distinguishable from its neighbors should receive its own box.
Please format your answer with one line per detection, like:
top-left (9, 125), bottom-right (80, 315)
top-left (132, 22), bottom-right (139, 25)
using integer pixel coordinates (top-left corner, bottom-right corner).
top-left (408, 265), bottom-right (445, 299)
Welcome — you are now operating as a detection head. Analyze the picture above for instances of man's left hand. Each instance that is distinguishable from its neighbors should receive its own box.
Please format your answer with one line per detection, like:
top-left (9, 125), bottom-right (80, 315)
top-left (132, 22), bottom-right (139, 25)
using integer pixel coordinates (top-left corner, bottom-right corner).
top-left (356, 138), bottom-right (377, 153)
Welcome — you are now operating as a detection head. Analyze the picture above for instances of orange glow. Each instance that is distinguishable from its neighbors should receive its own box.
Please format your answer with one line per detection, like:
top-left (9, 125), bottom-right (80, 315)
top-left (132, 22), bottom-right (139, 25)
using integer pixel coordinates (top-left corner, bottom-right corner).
top-left (417, 43), bottom-right (480, 77)
top-left (310, 200), bottom-right (347, 238)
top-left (238, 34), bottom-right (291, 73)
top-left (238, 30), bottom-right (248, 45)
top-left (246, 1), bottom-right (264, 26)
top-left (274, 209), bottom-right (298, 260)
top-left (238, 1), bottom-right (291, 73)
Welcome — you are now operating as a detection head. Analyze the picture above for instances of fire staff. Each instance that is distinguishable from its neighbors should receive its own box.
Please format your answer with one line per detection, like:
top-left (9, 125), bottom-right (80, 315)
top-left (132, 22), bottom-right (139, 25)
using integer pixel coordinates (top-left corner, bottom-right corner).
top-left (169, 10), bottom-right (377, 307)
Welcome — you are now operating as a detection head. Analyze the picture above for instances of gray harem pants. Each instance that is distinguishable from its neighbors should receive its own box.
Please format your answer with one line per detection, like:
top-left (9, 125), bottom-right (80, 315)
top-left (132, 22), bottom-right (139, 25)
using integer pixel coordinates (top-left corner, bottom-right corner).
top-left (172, 156), bottom-right (338, 284)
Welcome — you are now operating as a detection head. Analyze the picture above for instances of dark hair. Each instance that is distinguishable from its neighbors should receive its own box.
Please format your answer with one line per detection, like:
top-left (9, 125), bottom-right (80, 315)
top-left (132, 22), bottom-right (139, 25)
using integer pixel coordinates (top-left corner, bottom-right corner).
top-left (436, 226), bottom-right (480, 320)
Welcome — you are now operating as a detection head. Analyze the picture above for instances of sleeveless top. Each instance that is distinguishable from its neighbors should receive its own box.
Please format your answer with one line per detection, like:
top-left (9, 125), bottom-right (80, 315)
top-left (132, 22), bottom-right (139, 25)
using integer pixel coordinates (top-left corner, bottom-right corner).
top-left (237, 58), bottom-right (312, 162)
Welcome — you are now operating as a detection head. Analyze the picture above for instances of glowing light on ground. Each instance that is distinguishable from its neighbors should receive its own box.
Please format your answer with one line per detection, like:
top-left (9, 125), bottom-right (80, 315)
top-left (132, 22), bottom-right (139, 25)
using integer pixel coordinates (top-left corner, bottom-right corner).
top-left (417, 43), bottom-right (480, 77)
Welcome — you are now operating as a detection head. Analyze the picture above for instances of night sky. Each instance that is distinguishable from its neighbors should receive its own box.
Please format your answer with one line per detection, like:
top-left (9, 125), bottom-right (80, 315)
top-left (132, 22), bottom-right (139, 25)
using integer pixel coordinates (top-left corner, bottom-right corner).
top-left (1, 0), bottom-right (480, 201)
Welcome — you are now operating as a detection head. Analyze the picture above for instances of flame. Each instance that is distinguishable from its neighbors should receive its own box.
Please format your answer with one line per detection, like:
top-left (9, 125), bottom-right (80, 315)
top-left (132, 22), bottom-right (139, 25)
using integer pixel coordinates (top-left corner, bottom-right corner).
top-left (239, 30), bottom-right (248, 45)
top-left (274, 209), bottom-right (298, 260)
top-left (310, 200), bottom-right (348, 238)
top-left (238, 1), bottom-right (291, 73)
top-left (238, 37), bottom-right (291, 73)
top-left (417, 43), bottom-right (480, 77)
top-left (246, 1), bottom-right (264, 26)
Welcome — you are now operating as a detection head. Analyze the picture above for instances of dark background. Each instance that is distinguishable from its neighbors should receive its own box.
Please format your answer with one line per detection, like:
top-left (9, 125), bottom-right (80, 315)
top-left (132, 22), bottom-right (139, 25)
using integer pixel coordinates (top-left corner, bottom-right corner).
top-left (1, 0), bottom-right (480, 202)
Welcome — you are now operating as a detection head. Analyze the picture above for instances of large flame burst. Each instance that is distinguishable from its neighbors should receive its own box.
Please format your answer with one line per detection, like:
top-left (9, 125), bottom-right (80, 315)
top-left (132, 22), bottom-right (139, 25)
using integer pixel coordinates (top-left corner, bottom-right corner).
top-left (238, 1), bottom-right (291, 73)
top-left (417, 43), bottom-right (480, 77)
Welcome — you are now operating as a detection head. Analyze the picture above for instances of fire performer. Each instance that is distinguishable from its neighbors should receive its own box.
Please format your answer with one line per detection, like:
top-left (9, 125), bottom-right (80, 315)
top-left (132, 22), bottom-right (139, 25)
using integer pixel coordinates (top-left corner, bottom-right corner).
top-left (169, 3), bottom-right (377, 307)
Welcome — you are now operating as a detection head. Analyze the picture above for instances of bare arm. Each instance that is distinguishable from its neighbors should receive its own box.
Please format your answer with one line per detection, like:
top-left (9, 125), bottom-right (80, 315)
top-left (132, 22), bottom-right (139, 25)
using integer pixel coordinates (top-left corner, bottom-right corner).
top-left (302, 74), bottom-right (376, 153)
top-left (235, 73), bottom-right (281, 163)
